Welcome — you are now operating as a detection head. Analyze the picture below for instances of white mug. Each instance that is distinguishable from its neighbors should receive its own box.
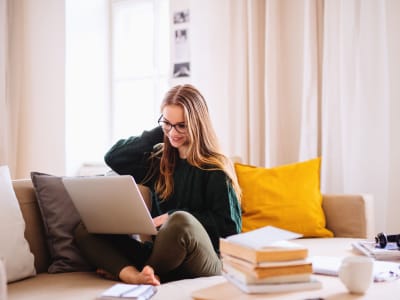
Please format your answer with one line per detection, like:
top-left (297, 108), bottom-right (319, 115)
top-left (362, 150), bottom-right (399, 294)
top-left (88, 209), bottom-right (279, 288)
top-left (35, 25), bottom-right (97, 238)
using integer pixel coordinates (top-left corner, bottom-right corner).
top-left (338, 256), bottom-right (374, 294)
top-left (0, 258), bottom-right (7, 300)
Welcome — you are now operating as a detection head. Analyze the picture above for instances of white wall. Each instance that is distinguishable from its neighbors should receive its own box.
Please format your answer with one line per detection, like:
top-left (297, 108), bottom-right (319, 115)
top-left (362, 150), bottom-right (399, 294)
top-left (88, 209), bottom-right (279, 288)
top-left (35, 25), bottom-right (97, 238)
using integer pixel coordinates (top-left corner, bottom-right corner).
top-left (17, 0), bottom-right (66, 177)
top-left (171, 0), bottom-right (234, 156)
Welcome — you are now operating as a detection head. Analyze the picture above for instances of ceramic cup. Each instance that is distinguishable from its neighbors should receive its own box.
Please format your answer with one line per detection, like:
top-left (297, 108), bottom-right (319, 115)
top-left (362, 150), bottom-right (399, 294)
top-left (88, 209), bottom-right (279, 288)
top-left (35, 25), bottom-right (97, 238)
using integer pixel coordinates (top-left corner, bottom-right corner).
top-left (0, 258), bottom-right (6, 300)
top-left (338, 256), bottom-right (374, 294)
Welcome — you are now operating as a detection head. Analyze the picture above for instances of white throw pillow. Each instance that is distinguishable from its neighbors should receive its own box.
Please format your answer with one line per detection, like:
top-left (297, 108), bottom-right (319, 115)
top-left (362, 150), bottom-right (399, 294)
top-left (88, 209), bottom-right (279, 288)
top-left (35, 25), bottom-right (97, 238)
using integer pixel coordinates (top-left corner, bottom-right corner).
top-left (0, 166), bottom-right (36, 282)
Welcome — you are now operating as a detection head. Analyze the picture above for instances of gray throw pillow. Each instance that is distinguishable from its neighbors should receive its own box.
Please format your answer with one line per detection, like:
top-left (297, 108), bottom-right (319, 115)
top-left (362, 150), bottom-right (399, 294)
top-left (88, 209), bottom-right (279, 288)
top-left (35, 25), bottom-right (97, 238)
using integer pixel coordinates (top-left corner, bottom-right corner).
top-left (30, 172), bottom-right (93, 273)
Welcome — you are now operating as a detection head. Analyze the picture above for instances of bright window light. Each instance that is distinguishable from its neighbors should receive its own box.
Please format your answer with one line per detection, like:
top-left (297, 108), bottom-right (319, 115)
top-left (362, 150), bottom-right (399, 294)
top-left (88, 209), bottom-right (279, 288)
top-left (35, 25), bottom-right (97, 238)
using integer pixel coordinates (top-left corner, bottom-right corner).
top-left (111, 0), bottom-right (170, 140)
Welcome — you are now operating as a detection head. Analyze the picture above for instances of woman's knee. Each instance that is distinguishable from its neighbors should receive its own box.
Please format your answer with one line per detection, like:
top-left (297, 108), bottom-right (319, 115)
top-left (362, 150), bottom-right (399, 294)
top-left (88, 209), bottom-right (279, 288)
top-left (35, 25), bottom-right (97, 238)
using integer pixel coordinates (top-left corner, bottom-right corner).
top-left (160, 211), bottom-right (212, 249)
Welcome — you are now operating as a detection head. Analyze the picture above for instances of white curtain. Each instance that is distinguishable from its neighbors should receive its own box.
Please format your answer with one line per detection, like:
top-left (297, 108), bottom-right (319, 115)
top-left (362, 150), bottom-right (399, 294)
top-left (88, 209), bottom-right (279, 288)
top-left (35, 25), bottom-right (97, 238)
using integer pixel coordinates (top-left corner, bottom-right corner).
top-left (264, 0), bottom-right (323, 167)
top-left (208, 0), bottom-right (322, 167)
top-left (226, 0), bottom-right (266, 166)
top-left (0, 0), bottom-right (23, 178)
top-left (322, 0), bottom-right (400, 232)
top-left (0, 0), bottom-right (9, 169)
top-left (191, 0), bottom-right (400, 233)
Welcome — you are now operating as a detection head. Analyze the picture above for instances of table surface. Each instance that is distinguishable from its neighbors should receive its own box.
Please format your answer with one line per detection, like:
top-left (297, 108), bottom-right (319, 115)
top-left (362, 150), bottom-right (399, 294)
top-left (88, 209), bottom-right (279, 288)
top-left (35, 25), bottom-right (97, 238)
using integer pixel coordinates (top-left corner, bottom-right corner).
top-left (191, 238), bottom-right (400, 300)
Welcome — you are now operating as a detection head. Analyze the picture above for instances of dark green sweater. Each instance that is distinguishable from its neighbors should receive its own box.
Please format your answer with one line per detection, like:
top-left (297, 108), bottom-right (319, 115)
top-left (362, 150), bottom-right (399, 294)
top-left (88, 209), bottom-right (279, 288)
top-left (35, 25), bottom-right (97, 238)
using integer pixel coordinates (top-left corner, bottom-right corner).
top-left (104, 126), bottom-right (242, 252)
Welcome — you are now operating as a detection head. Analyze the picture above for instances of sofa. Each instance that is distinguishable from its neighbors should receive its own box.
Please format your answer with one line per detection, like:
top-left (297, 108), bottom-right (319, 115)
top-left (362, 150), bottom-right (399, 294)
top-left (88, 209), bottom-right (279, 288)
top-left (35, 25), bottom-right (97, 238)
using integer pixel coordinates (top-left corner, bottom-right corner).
top-left (7, 178), bottom-right (380, 300)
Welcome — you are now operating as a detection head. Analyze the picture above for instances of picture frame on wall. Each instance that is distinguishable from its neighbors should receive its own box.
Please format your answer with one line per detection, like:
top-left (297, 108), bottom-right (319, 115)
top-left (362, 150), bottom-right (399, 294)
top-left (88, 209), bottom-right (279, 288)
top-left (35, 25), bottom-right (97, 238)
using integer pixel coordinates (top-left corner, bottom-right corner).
top-left (171, 7), bottom-right (191, 79)
top-left (173, 9), bottom-right (189, 24)
top-left (173, 62), bottom-right (190, 78)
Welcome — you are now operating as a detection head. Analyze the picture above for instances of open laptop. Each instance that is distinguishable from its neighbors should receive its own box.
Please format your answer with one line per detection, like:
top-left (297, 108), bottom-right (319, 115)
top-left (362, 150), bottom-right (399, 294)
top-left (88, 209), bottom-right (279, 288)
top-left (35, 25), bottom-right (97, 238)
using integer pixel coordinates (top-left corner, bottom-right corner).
top-left (62, 175), bottom-right (158, 235)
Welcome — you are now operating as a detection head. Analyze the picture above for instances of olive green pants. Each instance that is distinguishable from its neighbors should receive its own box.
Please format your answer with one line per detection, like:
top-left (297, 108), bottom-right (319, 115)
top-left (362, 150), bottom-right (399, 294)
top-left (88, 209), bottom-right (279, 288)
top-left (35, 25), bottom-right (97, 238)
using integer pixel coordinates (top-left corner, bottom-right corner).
top-left (74, 211), bottom-right (221, 282)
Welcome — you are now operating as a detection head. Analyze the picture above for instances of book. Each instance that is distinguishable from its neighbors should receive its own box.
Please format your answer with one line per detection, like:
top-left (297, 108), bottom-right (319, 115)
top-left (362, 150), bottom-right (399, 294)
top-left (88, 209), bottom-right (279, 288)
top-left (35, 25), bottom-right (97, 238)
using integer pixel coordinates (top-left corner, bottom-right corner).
top-left (222, 253), bottom-right (310, 268)
top-left (352, 240), bottom-right (400, 261)
top-left (223, 272), bottom-right (322, 294)
top-left (222, 263), bottom-right (312, 284)
top-left (97, 283), bottom-right (157, 300)
top-left (223, 258), bottom-right (313, 279)
top-left (220, 238), bottom-right (308, 264)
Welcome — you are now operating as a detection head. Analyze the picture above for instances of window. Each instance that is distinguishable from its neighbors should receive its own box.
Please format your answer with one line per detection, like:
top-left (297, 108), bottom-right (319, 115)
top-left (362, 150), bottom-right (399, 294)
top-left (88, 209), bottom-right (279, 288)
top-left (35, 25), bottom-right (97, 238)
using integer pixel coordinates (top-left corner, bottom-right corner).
top-left (111, 0), bottom-right (170, 140)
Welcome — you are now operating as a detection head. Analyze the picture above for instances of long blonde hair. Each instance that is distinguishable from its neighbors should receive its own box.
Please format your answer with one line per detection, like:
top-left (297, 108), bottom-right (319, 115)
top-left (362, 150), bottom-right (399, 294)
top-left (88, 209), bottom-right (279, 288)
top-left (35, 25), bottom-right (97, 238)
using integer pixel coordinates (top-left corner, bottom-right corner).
top-left (154, 84), bottom-right (241, 201)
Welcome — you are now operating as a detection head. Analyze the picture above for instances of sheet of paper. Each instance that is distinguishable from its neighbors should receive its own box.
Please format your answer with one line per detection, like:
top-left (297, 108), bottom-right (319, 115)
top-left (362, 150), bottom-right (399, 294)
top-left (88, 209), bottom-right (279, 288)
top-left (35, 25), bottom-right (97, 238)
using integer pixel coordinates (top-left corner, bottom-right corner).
top-left (101, 284), bottom-right (135, 297)
top-left (225, 226), bottom-right (302, 249)
top-left (100, 283), bottom-right (156, 298)
top-left (310, 256), bottom-right (400, 282)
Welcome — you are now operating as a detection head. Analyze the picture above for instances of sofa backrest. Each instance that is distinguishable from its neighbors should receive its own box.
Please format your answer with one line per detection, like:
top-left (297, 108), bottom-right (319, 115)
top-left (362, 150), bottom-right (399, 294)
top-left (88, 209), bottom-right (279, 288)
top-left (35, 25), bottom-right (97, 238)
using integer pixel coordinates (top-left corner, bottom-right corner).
top-left (12, 179), bottom-right (373, 274)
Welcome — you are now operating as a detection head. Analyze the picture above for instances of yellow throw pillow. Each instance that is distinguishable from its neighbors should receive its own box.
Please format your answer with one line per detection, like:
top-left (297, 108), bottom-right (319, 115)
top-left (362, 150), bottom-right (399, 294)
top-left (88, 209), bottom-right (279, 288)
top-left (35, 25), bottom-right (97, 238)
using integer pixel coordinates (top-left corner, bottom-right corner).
top-left (235, 158), bottom-right (333, 237)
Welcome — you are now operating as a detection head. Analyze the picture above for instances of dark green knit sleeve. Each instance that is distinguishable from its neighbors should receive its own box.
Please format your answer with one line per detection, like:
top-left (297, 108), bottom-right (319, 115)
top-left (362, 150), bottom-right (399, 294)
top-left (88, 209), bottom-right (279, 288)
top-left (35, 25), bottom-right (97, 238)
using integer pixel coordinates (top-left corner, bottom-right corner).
top-left (104, 126), bottom-right (164, 184)
top-left (190, 171), bottom-right (242, 252)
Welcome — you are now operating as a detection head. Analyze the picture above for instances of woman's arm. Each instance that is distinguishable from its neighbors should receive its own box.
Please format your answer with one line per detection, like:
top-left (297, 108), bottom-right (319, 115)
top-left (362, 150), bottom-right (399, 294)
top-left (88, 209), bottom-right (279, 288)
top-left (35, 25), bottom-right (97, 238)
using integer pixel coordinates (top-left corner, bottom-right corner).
top-left (104, 126), bottom-right (164, 184)
top-left (189, 171), bottom-right (242, 252)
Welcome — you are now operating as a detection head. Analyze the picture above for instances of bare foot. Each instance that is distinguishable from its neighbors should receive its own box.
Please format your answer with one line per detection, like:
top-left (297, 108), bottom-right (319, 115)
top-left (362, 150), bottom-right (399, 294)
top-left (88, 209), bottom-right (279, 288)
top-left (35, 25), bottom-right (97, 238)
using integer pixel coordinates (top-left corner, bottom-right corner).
top-left (119, 265), bottom-right (160, 286)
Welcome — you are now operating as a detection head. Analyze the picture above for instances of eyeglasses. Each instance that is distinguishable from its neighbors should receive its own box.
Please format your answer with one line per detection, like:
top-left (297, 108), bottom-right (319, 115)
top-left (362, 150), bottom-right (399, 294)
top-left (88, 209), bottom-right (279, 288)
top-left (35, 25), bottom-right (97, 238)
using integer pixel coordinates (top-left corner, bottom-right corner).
top-left (158, 115), bottom-right (187, 134)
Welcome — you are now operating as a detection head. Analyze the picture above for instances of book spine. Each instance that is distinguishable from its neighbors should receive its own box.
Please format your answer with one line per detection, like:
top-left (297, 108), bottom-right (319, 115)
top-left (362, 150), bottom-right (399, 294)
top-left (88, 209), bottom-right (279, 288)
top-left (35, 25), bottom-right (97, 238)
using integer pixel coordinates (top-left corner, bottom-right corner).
top-left (220, 239), bottom-right (258, 262)
top-left (222, 254), bottom-right (310, 269)
top-left (225, 259), bottom-right (313, 279)
top-left (219, 239), bottom-right (308, 263)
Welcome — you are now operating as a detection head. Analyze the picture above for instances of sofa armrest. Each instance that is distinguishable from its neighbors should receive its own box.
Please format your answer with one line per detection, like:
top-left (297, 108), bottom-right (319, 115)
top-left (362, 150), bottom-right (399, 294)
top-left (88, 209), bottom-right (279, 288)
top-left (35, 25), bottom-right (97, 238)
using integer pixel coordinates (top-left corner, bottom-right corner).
top-left (322, 194), bottom-right (374, 239)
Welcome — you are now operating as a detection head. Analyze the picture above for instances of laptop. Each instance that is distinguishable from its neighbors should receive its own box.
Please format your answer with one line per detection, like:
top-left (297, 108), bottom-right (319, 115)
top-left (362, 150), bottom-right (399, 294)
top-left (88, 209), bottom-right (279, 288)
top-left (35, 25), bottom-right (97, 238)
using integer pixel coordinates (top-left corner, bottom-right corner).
top-left (62, 175), bottom-right (158, 235)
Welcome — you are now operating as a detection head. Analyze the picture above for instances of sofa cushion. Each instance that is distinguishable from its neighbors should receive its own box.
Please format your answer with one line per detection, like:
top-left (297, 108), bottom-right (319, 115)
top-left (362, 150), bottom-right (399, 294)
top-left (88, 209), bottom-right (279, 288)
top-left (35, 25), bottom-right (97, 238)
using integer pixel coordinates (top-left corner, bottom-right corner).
top-left (0, 166), bottom-right (36, 282)
top-left (30, 172), bottom-right (93, 273)
top-left (234, 158), bottom-right (333, 237)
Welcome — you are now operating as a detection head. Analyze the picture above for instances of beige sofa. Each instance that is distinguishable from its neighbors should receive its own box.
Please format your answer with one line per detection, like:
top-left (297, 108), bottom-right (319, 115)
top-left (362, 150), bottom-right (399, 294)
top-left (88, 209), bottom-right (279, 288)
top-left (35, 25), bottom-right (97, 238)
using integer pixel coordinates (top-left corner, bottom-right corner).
top-left (8, 179), bottom-right (377, 300)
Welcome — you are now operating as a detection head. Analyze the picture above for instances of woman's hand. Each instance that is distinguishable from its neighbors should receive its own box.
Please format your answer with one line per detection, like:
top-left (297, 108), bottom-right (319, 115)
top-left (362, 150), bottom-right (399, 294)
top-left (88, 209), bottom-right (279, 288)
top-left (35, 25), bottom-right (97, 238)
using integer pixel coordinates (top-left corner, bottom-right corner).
top-left (153, 213), bottom-right (169, 228)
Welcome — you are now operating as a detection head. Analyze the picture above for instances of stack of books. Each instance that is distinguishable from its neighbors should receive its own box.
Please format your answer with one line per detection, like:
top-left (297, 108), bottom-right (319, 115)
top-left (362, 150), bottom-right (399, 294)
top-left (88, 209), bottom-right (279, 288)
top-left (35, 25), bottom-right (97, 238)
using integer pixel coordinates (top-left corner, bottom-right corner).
top-left (219, 226), bottom-right (322, 294)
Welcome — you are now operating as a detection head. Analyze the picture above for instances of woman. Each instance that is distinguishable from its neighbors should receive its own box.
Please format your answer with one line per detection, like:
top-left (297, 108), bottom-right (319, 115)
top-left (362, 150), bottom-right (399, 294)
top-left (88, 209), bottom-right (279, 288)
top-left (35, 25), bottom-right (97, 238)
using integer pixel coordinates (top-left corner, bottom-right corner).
top-left (75, 84), bottom-right (242, 285)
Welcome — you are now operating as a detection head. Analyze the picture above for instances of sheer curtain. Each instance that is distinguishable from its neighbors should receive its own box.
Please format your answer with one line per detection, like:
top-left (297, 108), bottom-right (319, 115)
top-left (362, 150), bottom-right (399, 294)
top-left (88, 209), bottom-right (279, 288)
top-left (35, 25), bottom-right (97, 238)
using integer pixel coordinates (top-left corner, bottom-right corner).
top-left (0, 0), bottom-right (23, 178)
top-left (0, 0), bottom-right (9, 169)
top-left (204, 0), bottom-right (322, 167)
top-left (225, 0), bottom-right (266, 166)
top-left (322, 0), bottom-right (400, 232)
top-left (192, 0), bottom-right (400, 233)
top-left (264, 0), bottom-right (323, 167)
top-left (192, 0), bottom-right (320, 167)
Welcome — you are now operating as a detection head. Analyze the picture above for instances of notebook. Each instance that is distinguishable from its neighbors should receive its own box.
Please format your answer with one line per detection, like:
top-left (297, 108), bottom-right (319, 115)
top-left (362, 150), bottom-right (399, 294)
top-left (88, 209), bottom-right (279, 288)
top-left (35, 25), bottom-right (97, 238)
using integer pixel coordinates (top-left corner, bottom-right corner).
top-left (62, 175), bottom-right (158, 235)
